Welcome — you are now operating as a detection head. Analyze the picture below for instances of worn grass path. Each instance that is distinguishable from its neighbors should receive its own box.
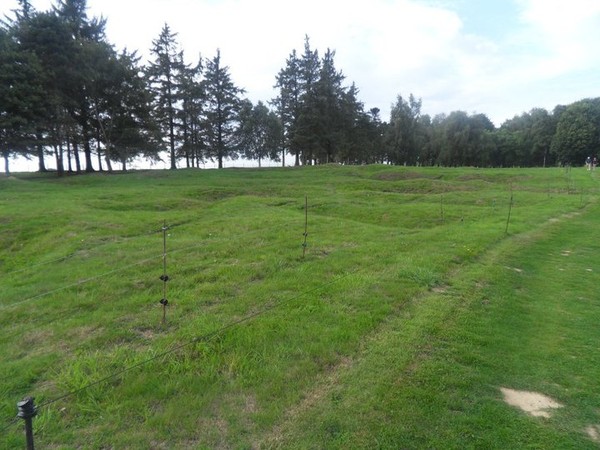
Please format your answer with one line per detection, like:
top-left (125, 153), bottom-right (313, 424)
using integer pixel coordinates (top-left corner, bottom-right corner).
top-left (257, 203), bottom-right (600, 449)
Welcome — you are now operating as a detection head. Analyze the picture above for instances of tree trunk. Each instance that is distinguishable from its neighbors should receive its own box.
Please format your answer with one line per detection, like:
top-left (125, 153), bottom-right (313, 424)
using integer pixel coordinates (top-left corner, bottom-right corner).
top-left (54, 144), bottom-right (64, 177)
top-left (83, 134), bottom-right (94, 172)
top-left (3, 150), bottom-right (10, 176)
top-left (36, 132), bottom-right (47, 172)
top-left (66, 138), bottom-right (73, 172)
top-left (96, 136), bottom-right (103, 172)
top-left (72, 141), bottom-right (81, 172)
top-left (105, 153), bottom-right (113, 172)
top-left (169, 115), bottom-right (176, 170)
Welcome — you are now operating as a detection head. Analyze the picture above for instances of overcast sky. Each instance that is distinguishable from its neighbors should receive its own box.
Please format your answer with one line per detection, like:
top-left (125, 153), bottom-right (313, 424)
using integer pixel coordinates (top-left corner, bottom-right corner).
top-left (3, 0), bottom-right (600, 127)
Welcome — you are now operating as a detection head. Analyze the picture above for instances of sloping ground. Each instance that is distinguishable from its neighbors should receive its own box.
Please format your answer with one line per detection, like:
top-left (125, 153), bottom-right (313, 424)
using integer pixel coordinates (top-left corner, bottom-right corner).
top-left (255, 204), bottom-right (600, 449)
top-left (1, 167), bottom-right (599, 448)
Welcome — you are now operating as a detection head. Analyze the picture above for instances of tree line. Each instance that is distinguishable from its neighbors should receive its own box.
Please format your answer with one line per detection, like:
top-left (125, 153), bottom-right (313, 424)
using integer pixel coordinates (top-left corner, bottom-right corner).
top-left (1, 0), bottom-right (598, 176)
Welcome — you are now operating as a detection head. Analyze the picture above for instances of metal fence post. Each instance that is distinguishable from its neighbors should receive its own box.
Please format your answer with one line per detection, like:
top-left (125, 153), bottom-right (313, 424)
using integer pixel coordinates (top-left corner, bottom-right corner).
top-left (17, 397), bottom-right (36, 450)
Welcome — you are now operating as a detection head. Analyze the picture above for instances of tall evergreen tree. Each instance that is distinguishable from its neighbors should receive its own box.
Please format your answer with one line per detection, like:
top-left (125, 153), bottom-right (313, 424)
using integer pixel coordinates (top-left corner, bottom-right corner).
top-left (273, 49), bottom-right (301, 166)
top-left (93, 49), bottom-right (159, 171)
top-left (146, 23), bottom-right (186, 170)
top-left (13, 9), bottom-right (77, 175)
top-left (292, 36), bottom-right (321, 165)
top-left (274, 37), bottom-right (373, 166)
top-left (55, 0), bottom-right (108, 173)
top-left (0, 26), bottom-right (43, 175)
top-left (176, 56), bottom-right (205, 168)
top-left (203, 49), bottom-right (244, 169)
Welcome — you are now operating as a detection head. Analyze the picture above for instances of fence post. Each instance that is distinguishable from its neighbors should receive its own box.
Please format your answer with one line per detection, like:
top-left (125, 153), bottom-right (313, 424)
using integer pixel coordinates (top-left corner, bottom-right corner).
top-left (159, 221), bottom-right (170, 323)
top-left (302, 195), bottom-right (309, 258)
top-left (17, 397), bottom-right (36, 450)
top-left (505, 187), bottom-right (514, 235)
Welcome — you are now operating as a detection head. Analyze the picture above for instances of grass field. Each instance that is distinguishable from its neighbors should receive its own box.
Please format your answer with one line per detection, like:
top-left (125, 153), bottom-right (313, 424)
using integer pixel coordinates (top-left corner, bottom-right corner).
top-left (1, 164), bottom-right (599, 448)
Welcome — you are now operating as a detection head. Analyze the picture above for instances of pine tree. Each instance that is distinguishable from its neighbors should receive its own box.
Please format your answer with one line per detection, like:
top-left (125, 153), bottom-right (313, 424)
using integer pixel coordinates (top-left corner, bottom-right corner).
top-left (293, 36), bottom-right (321, 165)
top-left (55, 0), bottom-right (108, 173)
top-left (92, 49), bottom-right (159, 171)
top-left (0, 26), bottom-right (45, 175)
top-left (11, 9), bottom-right (77, 175)
top-left (273, 49), bottom-right (301, 166)
top-left (203, 49), bottom-right (244, 169)
top-left (176, 56), bottom-right (205, 168)
top-left (146, 23), bottom-right (186, 170)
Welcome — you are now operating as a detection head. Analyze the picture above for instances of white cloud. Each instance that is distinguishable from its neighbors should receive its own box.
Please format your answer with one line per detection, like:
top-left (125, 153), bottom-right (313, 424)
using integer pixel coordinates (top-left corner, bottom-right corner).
top-left (3, 0), bottom-right (600, 126)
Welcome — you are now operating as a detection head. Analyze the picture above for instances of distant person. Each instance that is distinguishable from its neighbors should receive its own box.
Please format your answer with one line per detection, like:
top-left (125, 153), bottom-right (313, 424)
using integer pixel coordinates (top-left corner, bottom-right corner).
top-left (586, 156), bottom-right (592, 170)
top-left (593, 157), bottom-right (598, 171)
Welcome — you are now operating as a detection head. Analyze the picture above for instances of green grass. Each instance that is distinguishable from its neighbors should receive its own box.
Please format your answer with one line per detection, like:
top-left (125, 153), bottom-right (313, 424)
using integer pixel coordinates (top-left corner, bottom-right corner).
top-left (1, 165), bottom-right (599, 448)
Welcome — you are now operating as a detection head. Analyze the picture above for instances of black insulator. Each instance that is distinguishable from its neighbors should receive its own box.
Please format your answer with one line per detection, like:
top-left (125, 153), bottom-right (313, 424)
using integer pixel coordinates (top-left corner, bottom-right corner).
top-left (160, 274), bottom-right (170, 282)
top-left (17, 397), bottom-right (37, 419)
top-left (160, 298), bottom-right (169, 306)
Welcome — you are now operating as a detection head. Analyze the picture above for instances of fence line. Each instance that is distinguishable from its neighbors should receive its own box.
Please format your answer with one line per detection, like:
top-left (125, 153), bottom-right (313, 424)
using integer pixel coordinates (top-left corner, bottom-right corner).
top-left (1, 216), bottom-right (329, 344)
top-left (0, 416), bottom-right (20, 437)
top-left (2, 225), bottom-right (171, 278)
top-left (33, 268), bottom-right (358, 412)
top-left (2, 212), bottom-right (352, 312)
top-left (0, 255), bottom-right (163, 311)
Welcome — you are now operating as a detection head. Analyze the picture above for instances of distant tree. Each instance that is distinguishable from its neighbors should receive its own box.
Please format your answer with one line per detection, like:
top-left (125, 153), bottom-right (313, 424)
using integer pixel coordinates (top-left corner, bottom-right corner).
top-left (203, 49), bottom-right (244, 168)
top-left (550, 98), bottom-right (600, 165)
top-left (386, 94), bottom-right (422, 165)
top-left (436, 111), bottom-right (495, 166)
top-left (55, 0), bottom-right (108, 173)
top-left (415, 114), bottom-right (434, 166)
top-left (290, 36), bottom-right (321, 165)
top-left (292, 47), bottom-right (346, 164)
top-left (528, 108), bottom-right (556, 167)
top-left (1, 2), bottom-right (63, 176)
top-left (0, 26), bottom-right (41, 175)
top-left (92, 49), bottom-right (159, 171)
top-left (498, 108), bottom-right (556, 167)
top-left (146, 23), bottom-right (186, 169)
top-left (274, 36), bottom-right (377, 166)
top-left (313, 48), bottom-right (348, 164)
top-left (273, 49), bottom-right (301, 166)
top-left (13, 9), bottom-right (78, 175)
top-left (176, 56), bottom-right (205, 168)
top-left (364, 107), bottom-right (386, 164)
top-left (237, 100), bottom-right (282, 167)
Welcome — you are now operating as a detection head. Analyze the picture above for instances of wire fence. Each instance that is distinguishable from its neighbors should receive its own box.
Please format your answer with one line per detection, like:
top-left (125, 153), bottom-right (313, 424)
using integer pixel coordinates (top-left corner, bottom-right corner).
top-left (1, 186), bottom-right (548, 447)
top-left (1, 203), bottom-right (349, 445)
top-left (2, 264), bottom-right (357, 446)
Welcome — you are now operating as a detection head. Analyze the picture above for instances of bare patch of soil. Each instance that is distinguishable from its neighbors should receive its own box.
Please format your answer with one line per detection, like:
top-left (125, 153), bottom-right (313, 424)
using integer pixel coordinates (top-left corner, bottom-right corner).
top-left (586, 425), bottom-right (600, 442)
top-left (500, 387), bottom-right (563, 418)
top-left (432, 285), bottom-right (448, 294)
